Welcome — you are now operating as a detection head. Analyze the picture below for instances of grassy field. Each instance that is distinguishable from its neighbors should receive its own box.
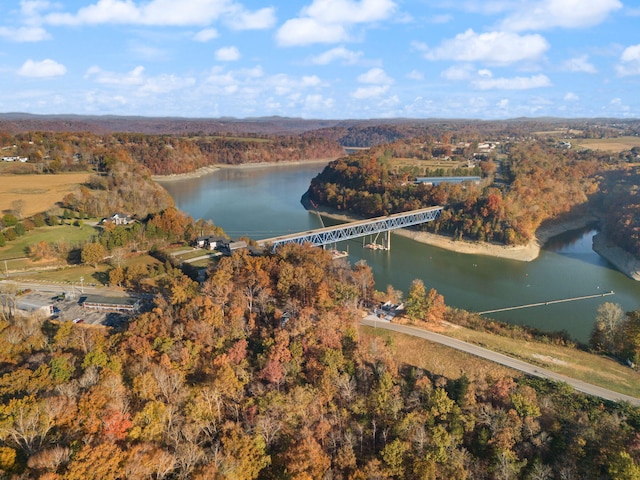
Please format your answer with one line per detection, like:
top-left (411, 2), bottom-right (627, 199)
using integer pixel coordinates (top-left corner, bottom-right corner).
top-left (6, 252), bottom-right (162, 286)
top-left (362, 326), bottom-right (518, 382)
top-left (389, 157), bottom-right (470, 170)
top-left (0, 224), bottom-right (99, 260)
top-left (367, 320), bottom-right (640, 398)
top-left (574, 136), bottom-right (640, 153)
top-left (0, 172), bottom-right (91, 217)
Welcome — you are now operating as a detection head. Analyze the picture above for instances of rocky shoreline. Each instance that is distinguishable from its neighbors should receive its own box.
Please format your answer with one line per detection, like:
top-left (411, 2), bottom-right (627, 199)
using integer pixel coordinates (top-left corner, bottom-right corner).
top-left (152, 158), bottom-right (333, 182)
top-left (152, 165), bottom-right (220, 182)
top-left (592, 233), bottom-right (640, 281)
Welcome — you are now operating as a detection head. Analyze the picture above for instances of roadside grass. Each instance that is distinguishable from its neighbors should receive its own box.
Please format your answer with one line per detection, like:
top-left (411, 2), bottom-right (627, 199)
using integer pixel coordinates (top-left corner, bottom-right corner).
top-left (0, 172), bottom-right (92, 217)
top-left (0, 224), bottom-right (99, 260)
top-left (574, 136), bottom-right (640, 153)
top-left (362, 326), bottom-right (518, 382)
top-left (15, 264), bottom-right (110, 285)
top-left (8, 253), bottom-right (162, 285)
top-left (363, 321), bottom-right (640, 399)
top-left (420, 320), bottom-right (640, 398)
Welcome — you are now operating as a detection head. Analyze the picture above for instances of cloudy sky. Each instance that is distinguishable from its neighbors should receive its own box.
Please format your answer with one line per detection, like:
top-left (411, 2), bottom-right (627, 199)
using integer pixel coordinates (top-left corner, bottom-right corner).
top-left (1, 0), bottom-right (639, 119)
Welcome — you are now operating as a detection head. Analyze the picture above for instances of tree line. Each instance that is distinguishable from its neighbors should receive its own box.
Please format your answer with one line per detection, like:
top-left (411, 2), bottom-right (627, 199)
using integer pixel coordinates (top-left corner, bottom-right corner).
top-left (1, 243), bottom-right (639, 478)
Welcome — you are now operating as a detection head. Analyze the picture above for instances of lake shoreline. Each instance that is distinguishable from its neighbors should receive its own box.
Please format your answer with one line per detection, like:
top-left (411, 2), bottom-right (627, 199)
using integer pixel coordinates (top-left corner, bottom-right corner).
top-left (312, 204), bottom-right (601, 262)
top-left (152, 158), bottom-right (334, 183)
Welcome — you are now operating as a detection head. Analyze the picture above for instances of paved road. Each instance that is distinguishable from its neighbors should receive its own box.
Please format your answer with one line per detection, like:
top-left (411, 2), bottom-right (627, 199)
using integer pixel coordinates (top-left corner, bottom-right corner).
top-left (361, 316), bottom-right (640, 407)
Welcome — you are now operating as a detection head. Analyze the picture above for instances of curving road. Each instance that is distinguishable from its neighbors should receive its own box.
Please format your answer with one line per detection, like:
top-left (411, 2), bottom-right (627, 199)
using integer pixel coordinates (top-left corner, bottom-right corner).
top-left (361, 316), bottom-right (640, 407)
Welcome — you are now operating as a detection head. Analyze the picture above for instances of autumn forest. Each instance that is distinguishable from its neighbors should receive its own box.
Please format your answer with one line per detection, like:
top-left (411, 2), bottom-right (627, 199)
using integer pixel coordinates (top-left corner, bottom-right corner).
top-left (0, 116), bottom-right (640, 478)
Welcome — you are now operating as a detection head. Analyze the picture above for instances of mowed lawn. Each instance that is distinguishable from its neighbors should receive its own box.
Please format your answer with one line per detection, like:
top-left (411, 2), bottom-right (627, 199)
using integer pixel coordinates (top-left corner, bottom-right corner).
top-left (0, 224), bottom-right (99, 260)
top-left (0, 172), bottom-right (91, 217)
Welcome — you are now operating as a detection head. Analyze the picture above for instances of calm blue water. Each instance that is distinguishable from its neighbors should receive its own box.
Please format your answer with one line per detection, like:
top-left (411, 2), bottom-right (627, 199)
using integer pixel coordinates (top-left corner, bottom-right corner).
top-left (161, 164), bottom-right (640, 343)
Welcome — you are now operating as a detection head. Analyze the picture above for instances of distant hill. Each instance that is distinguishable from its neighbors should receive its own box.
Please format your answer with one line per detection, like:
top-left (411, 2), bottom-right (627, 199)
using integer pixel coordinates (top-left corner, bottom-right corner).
top-left (2, 113), bottom-right (639, 148)
top-left (0, 113), bottom-right (419, 136)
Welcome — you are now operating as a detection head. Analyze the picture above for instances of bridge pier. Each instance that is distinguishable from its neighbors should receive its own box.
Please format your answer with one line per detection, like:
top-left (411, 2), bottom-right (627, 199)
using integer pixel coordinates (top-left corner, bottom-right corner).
top-left (386, 231), bottom-right (391, 250)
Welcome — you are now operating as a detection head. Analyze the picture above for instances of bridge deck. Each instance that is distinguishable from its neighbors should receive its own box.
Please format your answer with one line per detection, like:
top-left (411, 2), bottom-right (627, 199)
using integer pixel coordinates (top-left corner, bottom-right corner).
top-left (258, 206), bottom-right (443, 250)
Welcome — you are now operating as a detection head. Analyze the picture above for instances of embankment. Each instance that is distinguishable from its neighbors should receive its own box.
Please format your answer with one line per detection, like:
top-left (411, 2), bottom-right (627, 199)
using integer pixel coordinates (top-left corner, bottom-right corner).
top-left (309, 200), bottom-right (600, 262)
top-left (592, 233), bottom-right (640, 281)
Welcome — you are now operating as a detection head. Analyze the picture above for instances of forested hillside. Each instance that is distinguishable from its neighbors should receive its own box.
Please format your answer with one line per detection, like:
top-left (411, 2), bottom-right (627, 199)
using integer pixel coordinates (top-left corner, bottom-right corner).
top-left (0, 131), bottom-right (344, 176)
top-left (307, 140), bottom-right (612, 245)
top-left (1, 244), bottom-right (640, 479)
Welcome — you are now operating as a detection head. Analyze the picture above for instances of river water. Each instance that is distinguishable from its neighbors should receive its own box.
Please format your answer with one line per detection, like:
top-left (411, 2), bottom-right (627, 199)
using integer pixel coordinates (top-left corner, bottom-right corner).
top-left (160, 163), bottom-right (640, 343)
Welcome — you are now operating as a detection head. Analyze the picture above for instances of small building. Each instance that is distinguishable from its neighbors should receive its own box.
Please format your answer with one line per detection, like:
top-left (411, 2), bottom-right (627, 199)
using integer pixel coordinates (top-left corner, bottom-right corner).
top-left (81, 295), bottom-right (141, 313)
top-left (15, 295), bottom-right (55, 318)
top-left (415, 176), bottom-right (481, 187)
top-left (195, 235), bottom-right (227, 250)
top-left (103, 213), bottom-right (133, 225)
top-left (222, 240), bottom-right (248, 255)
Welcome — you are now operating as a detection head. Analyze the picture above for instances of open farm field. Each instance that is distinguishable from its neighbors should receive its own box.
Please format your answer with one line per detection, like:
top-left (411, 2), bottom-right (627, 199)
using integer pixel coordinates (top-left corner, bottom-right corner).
top-left (534, 128), bottom-right (584, 136)
top-left (575, 136), bottom-right (640, 153)
top-left (0, 172), bottom-right (91, 217)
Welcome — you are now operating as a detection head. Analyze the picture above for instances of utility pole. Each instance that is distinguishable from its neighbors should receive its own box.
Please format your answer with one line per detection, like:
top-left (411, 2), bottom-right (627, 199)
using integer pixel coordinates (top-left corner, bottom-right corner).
top-left (80, 277), bottom-right (84, 294)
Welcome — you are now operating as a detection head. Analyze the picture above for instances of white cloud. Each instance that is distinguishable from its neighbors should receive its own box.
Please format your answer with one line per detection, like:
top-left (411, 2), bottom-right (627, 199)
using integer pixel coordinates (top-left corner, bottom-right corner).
top-left (564, 92), bottom-right (579, 101)
top-left (303, 94), bottom-right (335, 111)
top-left (302, 0), bottom-right (396, 23)
top-left (0, 26), bottom-right (50, 42)
top-left (224, 6), bottom-right (276, 30)
top-left (616, 44), bottom-right (640, 76)
top-left (45, 0), bottom-right (274, 29)
top-left (277, 18), bottom-right (348, 46)
top-left (215, 46), bottom-right (240, 61)
top-left (204, 66), bottom-right (322, 99)
top-left (424, 29), bottom-right (549, 65)
top-left (18, 58), bottom-right (66, 77)
top-left (276, 0), bottom-right (397, 46)
top-left (497, 98), bottom-right (510, 109)
top-left (441, 64), bottom-right (474, 81)
top-left (406, 70), bottom-right (424, 81)
top-left (562, 55), bottom-right (597, 73)
top-left (357, 67), bottom-right (393, 84)
top-left (86, 65), bottom-right (146, 85)
top-left (351, 85), bottom-right (390, 99)
top-left (501, 0), bottom-right (622, 31)
top-left (308, 46), bottom-right (363, 65)
top-left (85, 65), bottom-right (195, 95)
top-left (21, 1), bottom-right (55, 17)
top-left (138, 74), bottom-right (196, 94)
top-left (193, 28), bottom-right (219, 42)
top-left (472, 73), bottom-right (552, 90)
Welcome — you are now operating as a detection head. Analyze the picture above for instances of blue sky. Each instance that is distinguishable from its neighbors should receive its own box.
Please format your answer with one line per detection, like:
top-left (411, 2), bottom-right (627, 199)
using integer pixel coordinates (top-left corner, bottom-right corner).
top-left (1, 0), bottom-right (639, 119)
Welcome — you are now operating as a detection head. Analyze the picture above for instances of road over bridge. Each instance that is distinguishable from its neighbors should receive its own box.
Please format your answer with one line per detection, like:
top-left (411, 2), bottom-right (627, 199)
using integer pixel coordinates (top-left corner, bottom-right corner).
top-left (258, 206), bottom-right (443, 252)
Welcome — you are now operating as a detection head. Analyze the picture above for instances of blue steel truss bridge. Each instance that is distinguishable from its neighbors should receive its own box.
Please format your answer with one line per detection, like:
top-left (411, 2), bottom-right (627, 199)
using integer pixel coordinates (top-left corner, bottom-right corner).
top-left (258, 206), bottom-right (443, 252)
